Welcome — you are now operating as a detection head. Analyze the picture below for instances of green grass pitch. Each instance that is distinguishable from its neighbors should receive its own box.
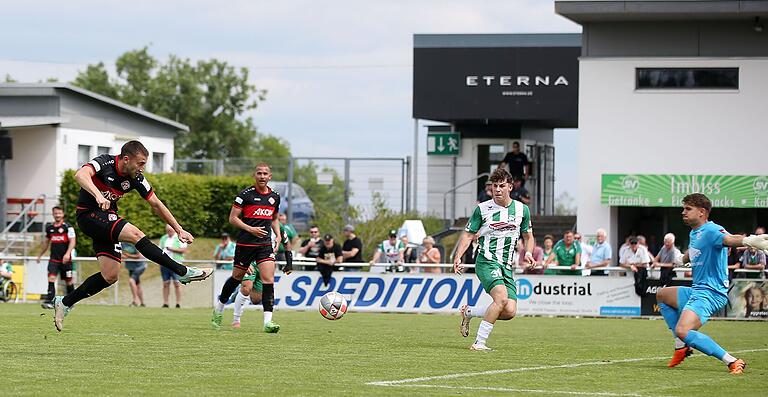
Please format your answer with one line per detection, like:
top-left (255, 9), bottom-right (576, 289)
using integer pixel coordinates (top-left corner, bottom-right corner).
top-left (2, 304), bottom-right (767, 396)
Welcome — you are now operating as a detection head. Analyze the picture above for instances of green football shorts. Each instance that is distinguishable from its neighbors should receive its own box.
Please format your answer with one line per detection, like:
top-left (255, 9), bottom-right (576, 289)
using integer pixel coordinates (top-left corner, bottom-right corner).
top-left (474, 256), bottom-right (517, 300)
top-left (241, 263), bottom-right (263, 293)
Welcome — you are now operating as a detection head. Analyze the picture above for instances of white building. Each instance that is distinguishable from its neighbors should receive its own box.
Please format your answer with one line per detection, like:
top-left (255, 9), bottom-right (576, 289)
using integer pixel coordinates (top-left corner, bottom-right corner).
top-left (0, 83), bottom-right (187, 210)
top-left (556, 1), bottom-right (768, 248)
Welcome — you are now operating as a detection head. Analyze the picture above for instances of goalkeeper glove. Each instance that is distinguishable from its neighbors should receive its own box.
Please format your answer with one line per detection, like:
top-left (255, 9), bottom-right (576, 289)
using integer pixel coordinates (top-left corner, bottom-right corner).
top-left (743, 234), bottom-right (768, 251)
top-left (282, 251), bottom-right (293, 274)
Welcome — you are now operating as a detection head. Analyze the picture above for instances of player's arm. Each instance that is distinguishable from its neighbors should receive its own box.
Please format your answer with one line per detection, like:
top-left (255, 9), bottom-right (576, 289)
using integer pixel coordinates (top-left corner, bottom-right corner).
top-left (146, 193), bottom-right (193, 244)
top-left (271, 216), bottom-right (281, 252)
top-left (520, 231), bottom-right (535, 268)
top-left (36, 237), bottom-right (50, 261)
top-left (74, 165), bottom-right (111, 211)
top-left (729, 233), bottom-right (768, 250)
top-left (63, 227), bottom-right (76, 263)
top-left (228, 206), bottom-right (266, 238)
top-left (453, 231), bottom-right (474, 274)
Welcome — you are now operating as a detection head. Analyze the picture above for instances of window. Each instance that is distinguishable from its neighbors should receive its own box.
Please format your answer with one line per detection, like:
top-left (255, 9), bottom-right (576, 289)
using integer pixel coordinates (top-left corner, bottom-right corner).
top-left (77, 145), bottom-right (91, 167)
top-left (636, 68), bottom-right (738, 89)
top-left (152, 152), bottom-right (165, 173)
top-left (97, 146), bottom-right (110, 155)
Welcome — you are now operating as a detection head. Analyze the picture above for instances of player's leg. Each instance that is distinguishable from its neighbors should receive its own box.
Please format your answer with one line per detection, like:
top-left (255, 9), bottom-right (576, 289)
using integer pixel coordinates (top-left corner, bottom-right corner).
top-left (249, 266), bottom-right (263, 305)
top-left (497, 266), bottom-right (518, 321)
top-left (258, 256), bottom-right (279, 333)
top-left (232, 278), bottom-right (254, 328)
top-left (54, 255), bottom-right (120, 331)
top-left (43, 262), bottom-right (58, 307)
top-left (676, 294), bottom-right (745, 373)
top-left (471, 284), bottom-right (508, 351)
top-left (212, 252), bottom-right (249, 329)
top-left (657, 286), bottom-right (692, 366)
top-left (61, 263), bottom-right (75, 294)
top-left (119, 222), bottom-right (211, 284)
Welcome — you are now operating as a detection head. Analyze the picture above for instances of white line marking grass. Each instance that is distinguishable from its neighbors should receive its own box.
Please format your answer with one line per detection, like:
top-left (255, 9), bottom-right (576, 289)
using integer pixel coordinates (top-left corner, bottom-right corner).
top-left (366, 348), bottom-right (768, 395)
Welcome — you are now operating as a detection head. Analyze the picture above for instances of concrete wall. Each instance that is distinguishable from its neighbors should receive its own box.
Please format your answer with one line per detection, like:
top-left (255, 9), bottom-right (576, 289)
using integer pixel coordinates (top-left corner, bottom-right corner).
top-left (577, 57), bottom-right (768, 247)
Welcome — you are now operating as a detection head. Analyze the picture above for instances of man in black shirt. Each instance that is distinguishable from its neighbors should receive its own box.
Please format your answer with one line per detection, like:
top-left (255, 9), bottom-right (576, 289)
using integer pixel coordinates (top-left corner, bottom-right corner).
top-left (317, 234), bottom-right (343, 286)
top-left (498, 141), bottom-right (530, 187)
top-left (211, 163), bottom-right (292, 333)
top-left (37, 206), bottom-right (76, 308)
top-left (341, 224), bottom-right (363, 270)
top-left (53, 141), bottom-right (212, 332)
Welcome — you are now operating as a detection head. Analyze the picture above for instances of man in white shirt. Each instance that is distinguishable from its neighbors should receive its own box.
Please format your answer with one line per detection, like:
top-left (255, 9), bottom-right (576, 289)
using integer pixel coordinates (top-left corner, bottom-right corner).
top-left (620, 236), bottom-right (652, 296)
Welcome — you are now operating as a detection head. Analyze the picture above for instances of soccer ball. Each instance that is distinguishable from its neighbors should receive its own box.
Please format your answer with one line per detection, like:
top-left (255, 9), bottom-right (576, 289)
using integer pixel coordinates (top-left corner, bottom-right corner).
top-left (318, 292), bottom-right (348, 320)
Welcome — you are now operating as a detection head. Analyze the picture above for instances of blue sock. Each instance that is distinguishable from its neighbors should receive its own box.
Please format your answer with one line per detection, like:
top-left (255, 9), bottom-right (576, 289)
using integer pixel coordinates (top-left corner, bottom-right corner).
top-left (683, 330), bottom-right (726, 360)
top-left (659, 302), bottom-right (680, 336)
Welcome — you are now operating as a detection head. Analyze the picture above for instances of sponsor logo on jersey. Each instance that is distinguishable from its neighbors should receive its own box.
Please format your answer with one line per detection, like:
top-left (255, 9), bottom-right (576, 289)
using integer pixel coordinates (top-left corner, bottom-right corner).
top-left (121, 180), bottom-right (131, 190)
top-left (246, 205), bottom-right (275, 219)
top-left (489, 222), bottom-right (518, 232)
top-left (51, 235), bottom-right (67, 243)
top-left (101, 190), bottom-right (123, 202)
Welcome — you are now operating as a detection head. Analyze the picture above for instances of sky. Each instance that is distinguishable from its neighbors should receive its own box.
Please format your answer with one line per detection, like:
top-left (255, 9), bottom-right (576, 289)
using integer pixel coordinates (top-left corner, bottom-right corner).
top-left (1, 0), bottom-right (582, 210)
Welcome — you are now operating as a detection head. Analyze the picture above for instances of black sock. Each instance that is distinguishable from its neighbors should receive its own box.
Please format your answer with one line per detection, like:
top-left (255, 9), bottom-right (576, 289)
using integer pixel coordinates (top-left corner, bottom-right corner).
top-left (218, 277), bottom-right (242, 304)
top-left (62, 273), bottom-right (111, 307)
top-left (66, 284), bottom-right (75, 294)
top-left (47, 282), bottom-right (55, 302)
top-left (135, 236), bottom-right (186, 276)
top-left (262, 283), bottom-right (274, 313)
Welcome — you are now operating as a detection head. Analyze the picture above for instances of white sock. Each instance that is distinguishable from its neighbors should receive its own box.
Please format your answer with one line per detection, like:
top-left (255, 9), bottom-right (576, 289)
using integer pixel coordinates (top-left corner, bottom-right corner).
top-left (468, 303), bottom-right (489, 319)
top-left (232, 291), bottom-right (249, 322)
top-left (721, 352), bottom-right (737, 365)
top-left (674, 337), bottom-right (686, 349)
top-left (474, 320), bottom-right (494, 345)
top-left (214, 300), bottom-right (225, 313)
top-left (263, 311), bottom-right (273, 325)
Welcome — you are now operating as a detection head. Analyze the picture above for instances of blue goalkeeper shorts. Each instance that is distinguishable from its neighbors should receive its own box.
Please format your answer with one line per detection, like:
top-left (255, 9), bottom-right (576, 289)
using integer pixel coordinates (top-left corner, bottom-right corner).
top-left (677, 286), bottom-right (727, 325)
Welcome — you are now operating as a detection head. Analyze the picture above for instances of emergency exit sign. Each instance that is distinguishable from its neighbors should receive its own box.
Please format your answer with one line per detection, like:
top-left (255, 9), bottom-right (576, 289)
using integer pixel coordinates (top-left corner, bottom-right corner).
top-left (427, 132), bottom-right (460, 156)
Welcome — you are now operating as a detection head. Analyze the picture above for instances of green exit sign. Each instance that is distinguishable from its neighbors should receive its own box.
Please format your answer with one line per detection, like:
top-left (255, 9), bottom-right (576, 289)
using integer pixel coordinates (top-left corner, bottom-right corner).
top-left (427, 132), bottom-right (460, 156)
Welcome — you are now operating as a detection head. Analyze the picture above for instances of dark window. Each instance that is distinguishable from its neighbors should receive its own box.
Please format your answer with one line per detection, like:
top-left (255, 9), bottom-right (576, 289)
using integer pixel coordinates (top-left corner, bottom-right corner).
top-left (636, 68), bottom-right (738, 89)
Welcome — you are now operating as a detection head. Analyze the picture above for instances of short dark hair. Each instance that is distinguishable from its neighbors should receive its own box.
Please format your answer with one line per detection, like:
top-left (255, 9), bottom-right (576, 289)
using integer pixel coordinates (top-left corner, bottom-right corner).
top-left (52, 206), bottom-right (63, 212)
top-left (489, 168), bottom-right (513, 184)
top-left (563, 230), bottom-right (574, 236)
top-left (120, 140), bottom-right (149, 158)
top-left (683, 193), bottom-right (712, 214)
top-left (512, 141), bottom-right (520, 148)
top-left (544, 234), bottom-right (554, 242)
top-left (254, 162), bottom-right (271, 172)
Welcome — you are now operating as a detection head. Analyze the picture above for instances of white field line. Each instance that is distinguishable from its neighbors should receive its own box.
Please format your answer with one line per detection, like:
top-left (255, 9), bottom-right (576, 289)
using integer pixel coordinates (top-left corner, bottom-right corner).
top-left (366, 348), bottom-right (768, 387)
top-left (390, 384), bottom-right (646, 396)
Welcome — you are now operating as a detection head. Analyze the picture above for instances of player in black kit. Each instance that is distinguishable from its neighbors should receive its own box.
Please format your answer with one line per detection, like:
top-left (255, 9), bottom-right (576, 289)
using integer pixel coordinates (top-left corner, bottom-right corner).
top-left (37, 206), bottom-right (76, 309)
top-left (52, 140), bottom-right (212, 331)
top-left (211, 163), bottom-right (292, 332)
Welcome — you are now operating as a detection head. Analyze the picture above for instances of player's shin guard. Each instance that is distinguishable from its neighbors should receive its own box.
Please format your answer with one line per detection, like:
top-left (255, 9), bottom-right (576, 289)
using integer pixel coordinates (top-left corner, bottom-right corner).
top-left (135, 236), bottom-right (186, 276)
top-left (659, 302), bottom-right (680, 335)
top-left (218, 277), bottom-right (241, 305)
top-left (47, 281), bottom-right (55, 302)
top-left (66, 283), bottom-right (75, 294)
top-left (262, 283), bottom-right (274, 313)
top-left (62, 273), bottom-right (111, 307)
top-left (683, 330), bottom-right (727, 360)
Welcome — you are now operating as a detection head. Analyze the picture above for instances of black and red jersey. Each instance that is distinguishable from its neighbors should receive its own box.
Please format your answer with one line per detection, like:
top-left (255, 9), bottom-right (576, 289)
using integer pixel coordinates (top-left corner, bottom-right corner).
top-left (232, 185), bottom-right (281, 246)
top-left (77, 154), bottom-right (154, 213)
top-left (45, 222), bottom-right (75, 262)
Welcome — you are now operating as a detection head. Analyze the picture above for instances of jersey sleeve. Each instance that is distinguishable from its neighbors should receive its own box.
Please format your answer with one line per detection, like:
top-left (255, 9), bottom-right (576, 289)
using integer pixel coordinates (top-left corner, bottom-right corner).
top-left (44, 224), bottom-right (52, 239)
top-left (709, 225), bottom-right (727, 249)
top-left (233, 191), bottom-right (246, 209)
top-left (67, 226), bottom-right (76, 239)
top-left (84, 154), bottom-right (112, 176)
top-left (273, 194), bottom-right (281, 219)
top-left (132, 173), bottom-right (154, 200)
top-left (520, 205), bottom-right (532, 233)
top-left (465, 206), bottom-right (483, 234)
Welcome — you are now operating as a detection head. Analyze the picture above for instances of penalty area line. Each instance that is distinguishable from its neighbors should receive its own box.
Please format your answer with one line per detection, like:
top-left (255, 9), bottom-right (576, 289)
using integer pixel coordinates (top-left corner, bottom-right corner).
top-left (366, 348), bottom-right (768, 387)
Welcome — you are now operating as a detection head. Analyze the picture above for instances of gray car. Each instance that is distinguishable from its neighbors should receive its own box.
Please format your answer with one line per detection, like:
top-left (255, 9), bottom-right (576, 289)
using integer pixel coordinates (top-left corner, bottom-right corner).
top-left (270, 182), bottom-right (315, 232)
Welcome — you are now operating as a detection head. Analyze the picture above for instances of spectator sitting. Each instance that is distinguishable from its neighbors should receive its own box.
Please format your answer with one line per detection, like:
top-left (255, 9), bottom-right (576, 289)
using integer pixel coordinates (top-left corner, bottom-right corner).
top-left (316, 234), bottom-right (343, 286)
top-left (213, 232), bottom-right (236, 270)
top-left (0, 261), bottom-right (13, 281)
top-left (545, 230), bottom-right (582, 276)
top-left (341, 224), bottom-right (363, 271)
top-left (585, 228), bottom-right (612, 276)
top-left (652, 233), bottom-right (683, 285)
top-left (519, 239), bottom-right (544, 275)
top-left (417, 236), bottom-right (441, 274)
top-left (510, 177), bottom-right (531, 205)
top-left (620, 236), bottom-right (651, 296)
top-left (477, 181), bottom-right (492, 203)
top-left (738, 246), bottom-right (766, 279)
top-left (541, 235), bottom-right (556, 275)
top-left (369, 229), bottom-right (405, 273)
top-left (402, 235), bottom-right (418, 265)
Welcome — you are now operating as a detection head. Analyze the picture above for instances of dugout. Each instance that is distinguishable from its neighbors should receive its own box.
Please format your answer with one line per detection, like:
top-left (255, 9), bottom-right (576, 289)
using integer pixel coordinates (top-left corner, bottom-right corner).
top-left (556, 1), bottom-right (768, 253)
top-left (412, 34), bottom-right (580, 220)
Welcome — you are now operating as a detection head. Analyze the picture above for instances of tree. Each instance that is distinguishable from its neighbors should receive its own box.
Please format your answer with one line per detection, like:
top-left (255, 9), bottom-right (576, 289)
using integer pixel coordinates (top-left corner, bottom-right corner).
top-left (71, 46), bottom-right (269, 159)
top-left (555, 191), bottom-right (577, 215)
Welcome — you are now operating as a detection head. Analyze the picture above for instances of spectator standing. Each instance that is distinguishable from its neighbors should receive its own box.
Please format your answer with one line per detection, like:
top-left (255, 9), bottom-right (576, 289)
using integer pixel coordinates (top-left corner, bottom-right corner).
top-left (477, 181), bottom-right (493, 203)
top-left (417, 236), bottom-right (442, 273)
top-left (213, 232), bottom-right (236, 270)
top-left (652, 233), bottom-right (683, 285)
top-left (574, 232), bottom-right (592, 268)
top-left (299, 225), bottom-right (322, 269)
top-left (738, 247), bottom-right (766, 279)
top-left (620, 236), bottom-right (652, 296)
top-left (585, 228), bottom-right (612, 276)
top-left (546, 231), bottom-right (582, 276)
top-left (541, 235), bottom-right (556, 275)
top-left (369, 229), bottom-right (405, 273)
top-left (276, 213), bottom-right (297, 262)
top-left (498, 141), bottom-right (530, 187)
top-left (160, 224), bottom-right (187, 308)
top-left (619, 236), bottom-right (632, 260)
top-left (121, 242), bottom-right (146, 307)
top-left (316, 234), bottom-right (343, 286)
top-left (341, 225), bottom-right (363, 270)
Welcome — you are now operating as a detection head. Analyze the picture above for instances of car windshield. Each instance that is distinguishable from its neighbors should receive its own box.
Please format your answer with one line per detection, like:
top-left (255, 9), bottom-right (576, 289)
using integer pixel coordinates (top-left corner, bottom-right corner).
top-left (271, 182), bottom-right (306, 199)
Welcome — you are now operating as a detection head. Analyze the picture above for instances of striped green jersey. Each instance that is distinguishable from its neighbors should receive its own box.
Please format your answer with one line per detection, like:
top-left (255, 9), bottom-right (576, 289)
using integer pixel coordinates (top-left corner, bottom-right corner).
top-left (465, 199), bottom-right (532, 265)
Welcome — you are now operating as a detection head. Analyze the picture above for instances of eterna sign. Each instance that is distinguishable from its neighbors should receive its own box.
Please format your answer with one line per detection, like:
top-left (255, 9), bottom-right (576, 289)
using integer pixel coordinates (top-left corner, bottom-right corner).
top-left (465, 75), bottom-right (569, 87)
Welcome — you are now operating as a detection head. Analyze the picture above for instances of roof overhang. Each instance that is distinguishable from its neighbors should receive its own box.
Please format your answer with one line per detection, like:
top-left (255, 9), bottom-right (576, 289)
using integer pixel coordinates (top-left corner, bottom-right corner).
top-left (555, 1), bottom-right (768, 23)
top-left (0, 116), bottom-right (66, 129)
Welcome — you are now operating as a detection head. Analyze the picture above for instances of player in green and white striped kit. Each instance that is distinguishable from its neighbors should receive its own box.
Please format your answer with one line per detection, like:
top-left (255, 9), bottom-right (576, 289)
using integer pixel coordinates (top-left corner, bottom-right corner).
top-left (453, 168), bottom-right (535, 351)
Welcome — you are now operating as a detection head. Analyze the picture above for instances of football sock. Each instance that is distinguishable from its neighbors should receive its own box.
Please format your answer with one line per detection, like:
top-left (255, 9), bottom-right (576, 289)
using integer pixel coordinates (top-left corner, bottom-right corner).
top-left (674, 337), bottom-right (686, 349)
top-left (47, 281), bottom-right (55, 302)
top-left (658, 302), bottom-right (680, 336)
top-left (66, 284), bottom-right (75, 294)
top-left (467, 303), bottom-right (489, 318)
top-left (721, 353), bottom-right (737, 365)
top-left (233, 291), bottom-right (249, 322)
top-left (214, 300), bottom-right (226, 313)
top-left (683, 330), bottom-right (726, 361)
top-left (218, 277), bottom-right (241, 305)
top-left (475, 320), bottom-right (494, 345)
top-left (135, 237), bottom-right (186, 276)
top-left (62, 273), bottom-right (110, 307)
top-left (262, 283), bottom-right (274, 320)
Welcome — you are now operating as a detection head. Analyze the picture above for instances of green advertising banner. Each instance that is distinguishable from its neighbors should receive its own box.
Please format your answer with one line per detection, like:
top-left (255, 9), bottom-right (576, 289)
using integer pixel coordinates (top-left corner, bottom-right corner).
top-left (601, 174), bottom-right (768, 208)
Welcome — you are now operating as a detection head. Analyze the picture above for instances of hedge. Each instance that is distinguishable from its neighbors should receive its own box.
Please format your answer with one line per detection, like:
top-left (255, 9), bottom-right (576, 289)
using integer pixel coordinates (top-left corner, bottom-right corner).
top-left (60, 170), bottom-right (254, 256)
